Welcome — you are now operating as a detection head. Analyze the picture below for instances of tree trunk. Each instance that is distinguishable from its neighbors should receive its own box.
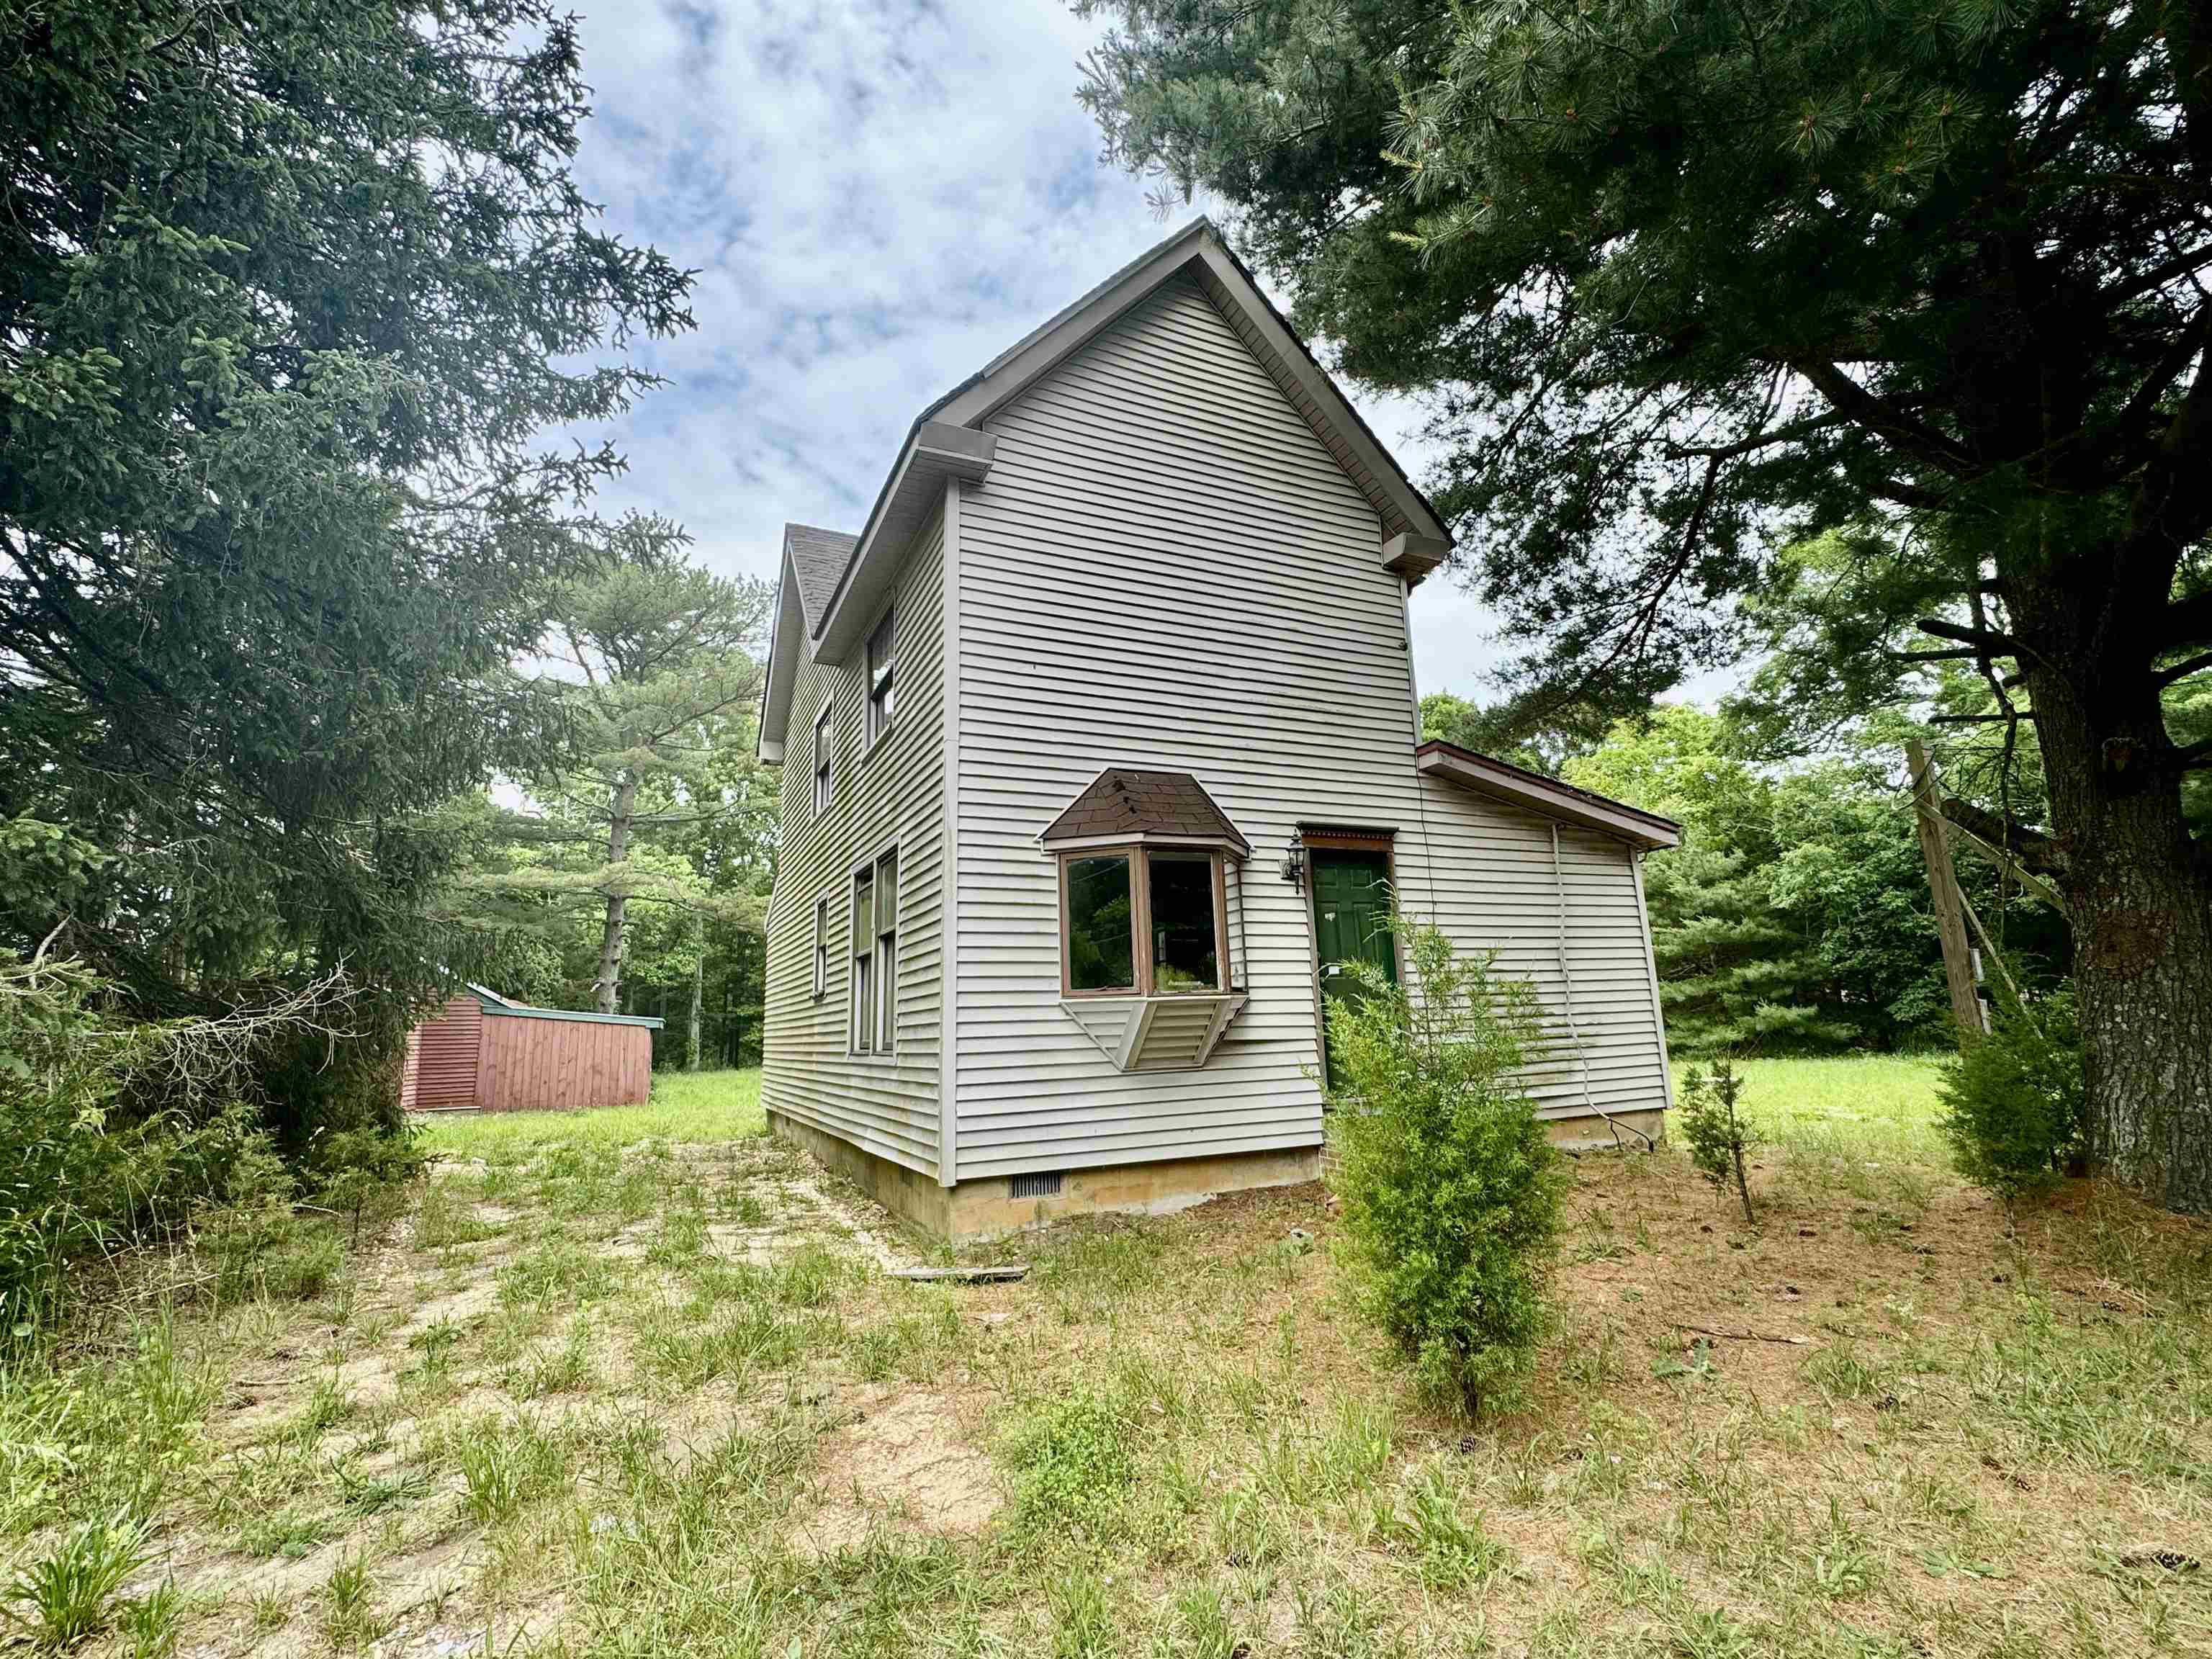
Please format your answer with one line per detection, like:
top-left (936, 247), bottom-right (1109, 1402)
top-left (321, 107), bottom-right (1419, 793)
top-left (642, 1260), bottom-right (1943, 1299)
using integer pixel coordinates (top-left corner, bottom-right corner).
top-left (688, 948), bottom-right (703, 1072)
top-left (2023, 615), bottom-right (2212, 1210)
top-left (594, 771), bottom-right (637, 1015)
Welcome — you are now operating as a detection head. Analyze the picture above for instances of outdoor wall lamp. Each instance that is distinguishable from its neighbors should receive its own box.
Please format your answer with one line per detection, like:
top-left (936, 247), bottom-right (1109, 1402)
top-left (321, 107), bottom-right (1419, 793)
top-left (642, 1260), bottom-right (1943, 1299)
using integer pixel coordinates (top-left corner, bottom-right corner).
top-left (1280, 831), bottom-right (1305, 891)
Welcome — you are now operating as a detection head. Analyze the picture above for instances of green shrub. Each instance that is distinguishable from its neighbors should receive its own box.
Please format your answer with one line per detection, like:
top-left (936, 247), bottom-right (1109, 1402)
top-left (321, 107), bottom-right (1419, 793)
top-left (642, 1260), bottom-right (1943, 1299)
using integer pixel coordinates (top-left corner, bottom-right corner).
top-left (1323, 920), bottom-right (1565, 1416)
top-left (1937, 989), bottom-right (2086, 1195)
top-left (1676, 1061), bottom-right (1761, 1224)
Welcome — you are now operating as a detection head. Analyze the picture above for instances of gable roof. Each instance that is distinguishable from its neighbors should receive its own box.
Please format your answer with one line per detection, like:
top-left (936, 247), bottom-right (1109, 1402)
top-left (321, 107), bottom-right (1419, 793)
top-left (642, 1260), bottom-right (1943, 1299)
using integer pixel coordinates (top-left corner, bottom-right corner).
top-left (1040, 768), bottom-right (1253, 857)
top-left (784, 523), bottom-right (858, 636)
top-left (760, 217), bottom-right (1454, 757)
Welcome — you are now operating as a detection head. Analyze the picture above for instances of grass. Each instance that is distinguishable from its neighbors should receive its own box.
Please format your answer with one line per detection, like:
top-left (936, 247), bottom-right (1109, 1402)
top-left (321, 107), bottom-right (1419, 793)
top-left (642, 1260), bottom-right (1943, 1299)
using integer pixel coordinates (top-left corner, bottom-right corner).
top-left (12, 1053), bottom-right (2212, 1658)
top-left (415, 1064), bottom-right (764, 1160)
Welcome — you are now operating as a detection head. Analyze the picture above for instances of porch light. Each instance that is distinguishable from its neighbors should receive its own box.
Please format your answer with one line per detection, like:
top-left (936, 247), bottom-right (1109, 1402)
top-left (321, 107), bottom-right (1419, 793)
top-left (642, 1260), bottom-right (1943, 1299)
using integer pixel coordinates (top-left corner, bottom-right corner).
top-left (1280, 831), bottom-right (1305, 891)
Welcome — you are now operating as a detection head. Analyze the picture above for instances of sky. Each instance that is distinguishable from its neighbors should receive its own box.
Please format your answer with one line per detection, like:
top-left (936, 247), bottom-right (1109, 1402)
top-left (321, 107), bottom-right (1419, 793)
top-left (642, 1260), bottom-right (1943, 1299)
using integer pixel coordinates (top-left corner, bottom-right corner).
top-left (559, 0), bottom-right (1508, 703)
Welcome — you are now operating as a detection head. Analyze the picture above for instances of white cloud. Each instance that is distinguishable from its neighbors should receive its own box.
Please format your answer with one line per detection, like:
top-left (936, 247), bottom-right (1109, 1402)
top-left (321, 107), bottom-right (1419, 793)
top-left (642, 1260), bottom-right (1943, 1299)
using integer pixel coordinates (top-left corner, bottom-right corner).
top-left (563, 0), bottom-right (1534, 698)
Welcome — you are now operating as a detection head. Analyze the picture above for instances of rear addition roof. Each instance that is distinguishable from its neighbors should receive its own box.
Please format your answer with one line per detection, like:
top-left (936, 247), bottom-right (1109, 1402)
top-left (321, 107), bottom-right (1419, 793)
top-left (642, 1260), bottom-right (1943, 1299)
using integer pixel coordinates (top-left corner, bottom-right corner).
top-left (1040, 768), bottom-right (1252, 857)
top-left (1416, 740), bottom-right (1683, 850)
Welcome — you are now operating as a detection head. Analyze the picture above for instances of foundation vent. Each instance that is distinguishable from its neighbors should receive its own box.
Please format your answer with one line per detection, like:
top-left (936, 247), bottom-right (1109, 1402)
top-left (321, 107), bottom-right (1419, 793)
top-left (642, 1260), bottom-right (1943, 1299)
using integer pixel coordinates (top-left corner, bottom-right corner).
top-left (1010, 1170), bottom-right (1065, 1200)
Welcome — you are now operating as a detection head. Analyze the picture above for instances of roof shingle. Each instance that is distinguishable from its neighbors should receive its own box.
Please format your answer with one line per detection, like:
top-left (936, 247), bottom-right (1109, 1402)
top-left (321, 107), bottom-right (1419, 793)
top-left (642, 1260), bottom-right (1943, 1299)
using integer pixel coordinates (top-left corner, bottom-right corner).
top-left (1040, 769), bottom-right (1251, 855)
top-left (783, 523), bottom-right (858, 637)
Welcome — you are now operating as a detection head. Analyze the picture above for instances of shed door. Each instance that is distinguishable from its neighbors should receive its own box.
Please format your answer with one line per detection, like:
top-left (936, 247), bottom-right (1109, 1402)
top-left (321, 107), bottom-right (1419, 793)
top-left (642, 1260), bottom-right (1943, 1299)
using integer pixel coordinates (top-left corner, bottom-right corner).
top-left (1311, 850), bottom-right (1395, 1086)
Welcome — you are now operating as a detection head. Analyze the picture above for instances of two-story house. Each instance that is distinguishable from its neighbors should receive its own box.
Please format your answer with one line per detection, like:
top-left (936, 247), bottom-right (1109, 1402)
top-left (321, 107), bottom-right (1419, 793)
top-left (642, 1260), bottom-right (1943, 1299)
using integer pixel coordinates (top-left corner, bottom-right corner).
top-left (756, 219), bottom-right (1680, 1239)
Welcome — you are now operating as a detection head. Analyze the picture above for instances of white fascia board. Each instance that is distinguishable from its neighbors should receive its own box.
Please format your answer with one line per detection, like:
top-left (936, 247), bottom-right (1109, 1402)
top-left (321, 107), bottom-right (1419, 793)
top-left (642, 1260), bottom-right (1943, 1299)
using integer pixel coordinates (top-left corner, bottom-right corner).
top-left (813, 421), bottom-right (994, 659)
top-left (1416, 746), bottom-right (1683, 850)
top-left (756, 553), bottom-right (809, 760)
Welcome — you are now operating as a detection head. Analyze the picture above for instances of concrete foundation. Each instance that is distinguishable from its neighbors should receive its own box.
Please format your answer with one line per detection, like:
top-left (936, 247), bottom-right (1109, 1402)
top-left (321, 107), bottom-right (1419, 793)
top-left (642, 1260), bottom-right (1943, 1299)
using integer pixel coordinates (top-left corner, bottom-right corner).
top-left (768, 1109), bottom-right (1321, 1241)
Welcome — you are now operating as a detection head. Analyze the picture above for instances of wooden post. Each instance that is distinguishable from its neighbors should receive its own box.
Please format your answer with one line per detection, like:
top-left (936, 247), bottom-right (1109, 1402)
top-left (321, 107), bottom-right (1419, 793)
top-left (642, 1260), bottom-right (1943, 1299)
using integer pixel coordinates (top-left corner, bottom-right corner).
top-left (1906, 740), bottom-right (1987, 1040)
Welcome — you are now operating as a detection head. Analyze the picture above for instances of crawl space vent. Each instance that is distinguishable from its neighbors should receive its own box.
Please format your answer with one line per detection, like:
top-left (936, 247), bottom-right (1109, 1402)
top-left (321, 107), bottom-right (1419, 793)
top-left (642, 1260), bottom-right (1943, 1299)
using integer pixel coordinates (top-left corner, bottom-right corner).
top-left (1010, 1170), bottom-right (1064, 1199)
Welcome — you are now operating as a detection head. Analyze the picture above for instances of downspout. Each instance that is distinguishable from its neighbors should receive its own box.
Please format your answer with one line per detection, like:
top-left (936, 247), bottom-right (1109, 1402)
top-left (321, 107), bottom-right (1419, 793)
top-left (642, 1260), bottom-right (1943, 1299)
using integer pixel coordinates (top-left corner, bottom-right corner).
top-left (1552, 822), bottom-right (1656, 1152)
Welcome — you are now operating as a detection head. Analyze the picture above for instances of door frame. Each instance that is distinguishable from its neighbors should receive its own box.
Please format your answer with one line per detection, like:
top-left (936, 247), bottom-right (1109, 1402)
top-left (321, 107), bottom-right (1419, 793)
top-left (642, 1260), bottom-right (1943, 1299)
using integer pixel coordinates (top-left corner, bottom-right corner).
top-left (1298, 825), bottom-right (1401, 1091)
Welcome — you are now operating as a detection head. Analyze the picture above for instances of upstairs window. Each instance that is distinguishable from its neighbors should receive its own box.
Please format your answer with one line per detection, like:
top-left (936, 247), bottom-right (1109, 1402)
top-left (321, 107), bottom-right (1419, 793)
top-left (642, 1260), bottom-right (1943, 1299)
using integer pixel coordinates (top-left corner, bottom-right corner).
top-left (812, 702), bottom-right (834, 814)
top-left (850, 847), bottom-right (897, 1053)
top-left (866, 608), bottom-right (896, 747)
top-left (1058, 848), bottom-right (1227, 997)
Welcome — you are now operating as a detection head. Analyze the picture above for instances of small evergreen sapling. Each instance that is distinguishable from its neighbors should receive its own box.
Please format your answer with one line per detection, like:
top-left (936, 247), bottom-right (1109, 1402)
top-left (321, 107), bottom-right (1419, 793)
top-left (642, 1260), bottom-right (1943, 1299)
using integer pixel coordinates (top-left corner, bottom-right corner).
top-left (1678, 1063), bottom-right (1759, 1226)
top-left (1323, 920), bottom-right (1565, 1417)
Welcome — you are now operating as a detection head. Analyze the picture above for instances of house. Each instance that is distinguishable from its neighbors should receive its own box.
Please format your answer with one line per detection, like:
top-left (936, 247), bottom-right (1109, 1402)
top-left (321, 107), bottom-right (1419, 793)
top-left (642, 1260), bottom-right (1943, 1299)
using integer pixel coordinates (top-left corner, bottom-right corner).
top-left (756, 219), bottom-right (1680, 1238)
top-left (400, 985), bottom-right (662, 1114)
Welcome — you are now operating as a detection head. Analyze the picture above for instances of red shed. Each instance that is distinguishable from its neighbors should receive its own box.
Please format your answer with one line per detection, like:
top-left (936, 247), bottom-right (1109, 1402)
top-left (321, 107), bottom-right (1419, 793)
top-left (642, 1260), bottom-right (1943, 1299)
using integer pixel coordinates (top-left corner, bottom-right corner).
top-left (400, 985), bottom-right (662, 1114)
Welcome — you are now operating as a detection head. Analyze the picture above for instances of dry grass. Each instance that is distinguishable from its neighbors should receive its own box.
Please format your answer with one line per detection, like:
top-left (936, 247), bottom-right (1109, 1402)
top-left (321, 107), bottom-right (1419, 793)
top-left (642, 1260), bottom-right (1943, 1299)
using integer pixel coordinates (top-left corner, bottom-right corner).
top-left (9, 1058), bottom-right (2212, 1658)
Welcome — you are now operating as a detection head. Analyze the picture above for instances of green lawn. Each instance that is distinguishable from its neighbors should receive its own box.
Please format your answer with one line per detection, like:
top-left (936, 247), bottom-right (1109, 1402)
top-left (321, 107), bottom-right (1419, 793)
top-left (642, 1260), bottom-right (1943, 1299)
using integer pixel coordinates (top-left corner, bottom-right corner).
top-left (1717, 1051), bottom-right (1950, 1162)
top-left (415, 1064), bottom-right (765, 1160)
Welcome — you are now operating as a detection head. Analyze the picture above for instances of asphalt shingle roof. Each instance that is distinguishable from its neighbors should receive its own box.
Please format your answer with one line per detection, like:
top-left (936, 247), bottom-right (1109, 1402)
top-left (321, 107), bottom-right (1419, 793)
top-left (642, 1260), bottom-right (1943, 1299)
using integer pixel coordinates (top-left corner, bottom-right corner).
top-left (784, 523), bottom-right (858, 637)
top-left (1040, 769), bottom-right (1251, 855)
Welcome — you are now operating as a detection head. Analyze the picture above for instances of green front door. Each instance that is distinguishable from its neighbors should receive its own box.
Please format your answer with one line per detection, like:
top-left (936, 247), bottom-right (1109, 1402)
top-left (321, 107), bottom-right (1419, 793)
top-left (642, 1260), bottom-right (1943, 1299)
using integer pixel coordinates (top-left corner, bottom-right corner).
top-left (1311, 849), bottom-right (1396, 1086)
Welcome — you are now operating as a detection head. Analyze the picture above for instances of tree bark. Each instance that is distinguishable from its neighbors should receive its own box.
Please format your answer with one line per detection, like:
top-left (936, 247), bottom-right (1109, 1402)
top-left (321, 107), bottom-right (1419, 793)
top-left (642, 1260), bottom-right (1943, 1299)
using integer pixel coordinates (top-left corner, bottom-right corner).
top-left (593, 770), bottom-right (637, 1015)
top-left (688, 947), bottom-right (703, 1072)
top-left (2020, 603), bottom-right (2212, 1210)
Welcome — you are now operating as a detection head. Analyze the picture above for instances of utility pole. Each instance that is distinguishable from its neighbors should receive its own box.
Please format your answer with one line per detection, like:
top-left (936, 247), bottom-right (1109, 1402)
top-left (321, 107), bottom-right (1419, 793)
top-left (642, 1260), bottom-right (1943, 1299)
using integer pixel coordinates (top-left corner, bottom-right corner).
top-left (1906, 739), bottom-right (1987, 1040)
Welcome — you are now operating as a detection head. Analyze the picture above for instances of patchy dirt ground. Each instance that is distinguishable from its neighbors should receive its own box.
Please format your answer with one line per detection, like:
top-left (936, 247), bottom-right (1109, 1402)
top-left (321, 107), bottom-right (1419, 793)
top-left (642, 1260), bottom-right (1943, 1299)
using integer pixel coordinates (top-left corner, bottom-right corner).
top-left (12, 1096), bottom-right (2212, 1659)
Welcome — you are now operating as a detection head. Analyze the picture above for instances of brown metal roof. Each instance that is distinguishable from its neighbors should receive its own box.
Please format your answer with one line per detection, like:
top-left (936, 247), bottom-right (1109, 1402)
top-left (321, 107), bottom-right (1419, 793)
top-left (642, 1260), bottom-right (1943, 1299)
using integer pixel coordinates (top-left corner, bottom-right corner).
top-left (1040, 768), bottom-right (1251, 855)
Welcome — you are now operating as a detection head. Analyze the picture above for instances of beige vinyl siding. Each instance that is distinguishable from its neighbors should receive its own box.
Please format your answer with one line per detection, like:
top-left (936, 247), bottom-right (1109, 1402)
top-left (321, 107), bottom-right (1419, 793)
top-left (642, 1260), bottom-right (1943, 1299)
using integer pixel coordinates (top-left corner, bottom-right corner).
top-left (952, 272), bottom-right (1425, 1179)
top-left (1405, 778), bottom-right (1671, 1120)
top-left (950, 270), bottom-right (1668, 1181)
top-left (761, 506), bottom-right (946, 1177)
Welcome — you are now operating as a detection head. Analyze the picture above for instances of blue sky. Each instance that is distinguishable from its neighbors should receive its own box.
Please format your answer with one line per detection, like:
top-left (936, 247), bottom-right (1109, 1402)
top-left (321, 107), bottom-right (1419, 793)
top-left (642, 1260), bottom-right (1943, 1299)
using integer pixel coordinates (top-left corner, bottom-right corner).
top-left (562, 0), bottom-right (1504, 701)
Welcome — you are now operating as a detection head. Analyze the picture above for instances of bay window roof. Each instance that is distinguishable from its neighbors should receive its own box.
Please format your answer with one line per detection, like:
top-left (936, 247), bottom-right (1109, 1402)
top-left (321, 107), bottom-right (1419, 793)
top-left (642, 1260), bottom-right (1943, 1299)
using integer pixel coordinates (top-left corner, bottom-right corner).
top-left (1040, 768), bottom-right (1251, 856)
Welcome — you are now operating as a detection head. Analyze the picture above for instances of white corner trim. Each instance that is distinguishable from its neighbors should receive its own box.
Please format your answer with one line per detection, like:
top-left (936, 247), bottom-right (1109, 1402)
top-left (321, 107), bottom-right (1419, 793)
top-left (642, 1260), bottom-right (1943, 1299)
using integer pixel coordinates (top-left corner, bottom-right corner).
top-left (937, 475), bottom-right (961, 1188)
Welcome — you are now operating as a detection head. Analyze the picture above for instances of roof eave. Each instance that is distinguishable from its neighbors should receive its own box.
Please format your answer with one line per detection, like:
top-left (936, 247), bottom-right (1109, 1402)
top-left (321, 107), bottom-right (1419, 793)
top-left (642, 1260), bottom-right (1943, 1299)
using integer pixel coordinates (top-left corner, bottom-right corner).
top-left (1415, 741), bottom-right (1683, 850)
top-left (757, 552), bottom-right (809, 760)
top-left (812, 421), bottom-right (997, 657)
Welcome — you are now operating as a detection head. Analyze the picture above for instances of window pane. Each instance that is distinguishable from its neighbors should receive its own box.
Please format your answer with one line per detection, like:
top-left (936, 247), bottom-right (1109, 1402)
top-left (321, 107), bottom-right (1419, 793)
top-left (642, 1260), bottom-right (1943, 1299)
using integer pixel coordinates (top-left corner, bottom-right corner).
top-left (1148, 855), bottom-right (1220, 992)
top-left (852, 869), bottom-right (873, 941)
top-left (852, 953), bottom-right (871, 1052)
top-left (877, 933), bottom-right (896, 1052)
top-left (870, 611), bottom-right (895, 685)
top-left (1064, 855), bottom-right (1135, 991)
top-left (876, 850), bottom-right (897, 931)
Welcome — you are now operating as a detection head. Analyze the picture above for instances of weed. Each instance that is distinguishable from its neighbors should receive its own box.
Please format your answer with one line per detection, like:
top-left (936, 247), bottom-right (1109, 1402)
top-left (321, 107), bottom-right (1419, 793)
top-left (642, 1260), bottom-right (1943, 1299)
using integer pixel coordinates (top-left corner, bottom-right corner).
top-left (1006, 1388), bottom-right (1135, 1539)
top-left (449, 1413), bottom-right (571, 1523)
top-left (1048, 1569), bottom-right (1119, 1659)
top-left (1406, 1462), bottom-right (1506, 1590)
top-left (321, 1552), bottom-right (383, 1650)
top-left (4, 1518), bottom-right (147, 1648)
top-left (117, 1578), bottom-right (184, 1659)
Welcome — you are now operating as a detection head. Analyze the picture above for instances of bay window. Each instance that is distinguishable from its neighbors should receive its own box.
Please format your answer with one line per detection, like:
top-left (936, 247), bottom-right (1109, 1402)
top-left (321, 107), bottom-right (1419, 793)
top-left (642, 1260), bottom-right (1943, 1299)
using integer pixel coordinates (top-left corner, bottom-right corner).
top-left (1058, 846), bottom-right (1228, 997)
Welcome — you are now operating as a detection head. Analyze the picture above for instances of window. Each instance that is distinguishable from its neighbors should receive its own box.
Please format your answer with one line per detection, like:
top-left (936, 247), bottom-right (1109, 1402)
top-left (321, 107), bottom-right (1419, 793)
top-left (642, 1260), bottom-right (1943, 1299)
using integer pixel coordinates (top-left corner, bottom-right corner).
top-left (873, 848), bottom-right (897, 1052)
top-left (1058, 848), bottom-right (1227, 997)
top-left (812, 703), bottom-right (834, 814)
top-left (850, 847), bottom-right (897, 1053)
top-left (1065, 855), bottom-right (1136, 992)
top-left (850, 863), bottom-right (873, 1053)
top-left (866, 608), bottom-right (896, 747)
top-left (811, 896), bottom-right (828, 999)
top-left (1147, 854), bottom-right (1220, 992)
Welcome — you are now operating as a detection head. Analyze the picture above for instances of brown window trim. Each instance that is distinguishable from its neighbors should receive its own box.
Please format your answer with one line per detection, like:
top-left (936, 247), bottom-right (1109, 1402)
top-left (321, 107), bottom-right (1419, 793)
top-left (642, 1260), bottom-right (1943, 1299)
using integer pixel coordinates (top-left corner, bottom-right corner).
top-left (1056, 845), bottom-right (1231, 999)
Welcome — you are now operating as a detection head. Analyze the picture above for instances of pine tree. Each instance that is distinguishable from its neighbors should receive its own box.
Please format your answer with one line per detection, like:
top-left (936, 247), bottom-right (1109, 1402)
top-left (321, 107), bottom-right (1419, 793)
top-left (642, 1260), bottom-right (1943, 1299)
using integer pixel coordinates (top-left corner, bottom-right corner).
top-left (1079, 0), bottom-right (2212, 1207)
